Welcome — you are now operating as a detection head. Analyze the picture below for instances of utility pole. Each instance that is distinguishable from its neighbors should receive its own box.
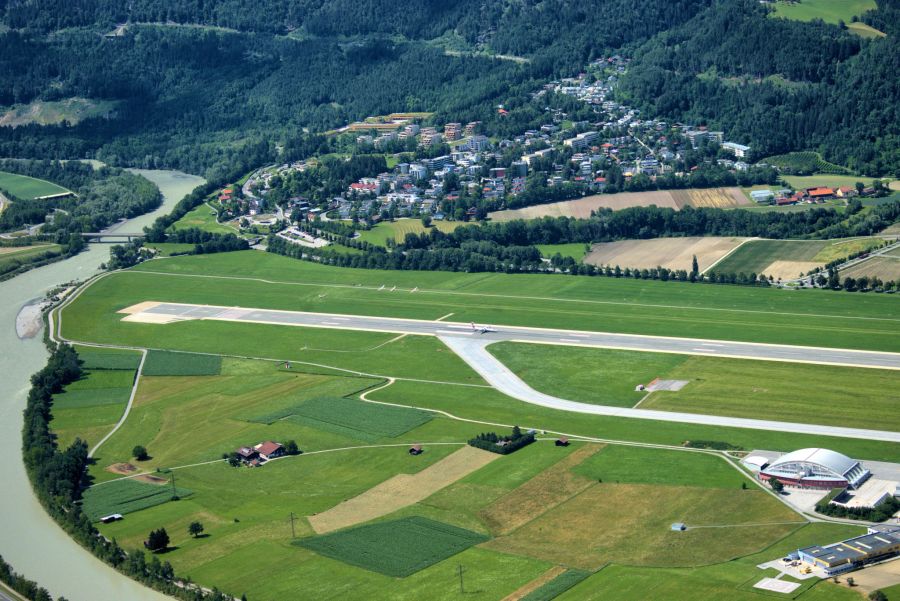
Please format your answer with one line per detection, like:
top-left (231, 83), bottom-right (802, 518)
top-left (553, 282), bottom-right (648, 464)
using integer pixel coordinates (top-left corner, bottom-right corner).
top-left (289, 512), bottom-right (297, 538)
top-left (457, 563), bottom-right (465, 594)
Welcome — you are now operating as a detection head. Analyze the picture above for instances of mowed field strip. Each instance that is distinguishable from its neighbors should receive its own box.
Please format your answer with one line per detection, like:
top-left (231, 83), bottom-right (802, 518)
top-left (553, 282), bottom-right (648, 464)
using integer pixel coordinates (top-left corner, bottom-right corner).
top-left (715, 238), bottom-right (887, 280)
top-left (584, 237), bottom-right (749, 272)
top-left (62, 252), bottom-right (900, 355)
top-left (308, 445), bottom-right (498, 533)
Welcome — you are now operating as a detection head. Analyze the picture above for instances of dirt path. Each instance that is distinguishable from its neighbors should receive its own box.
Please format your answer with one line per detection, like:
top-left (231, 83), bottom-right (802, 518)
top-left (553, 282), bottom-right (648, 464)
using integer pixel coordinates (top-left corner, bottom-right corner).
top-left (500, 566), bottom-right (568, 601)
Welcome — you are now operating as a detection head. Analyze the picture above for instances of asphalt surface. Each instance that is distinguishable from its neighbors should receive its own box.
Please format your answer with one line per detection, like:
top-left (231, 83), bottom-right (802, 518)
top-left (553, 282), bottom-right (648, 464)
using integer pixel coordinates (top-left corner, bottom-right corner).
top-left (141, 302), bottom-right (900, 370)
top-left (440, 337), bottom-right (900, 443)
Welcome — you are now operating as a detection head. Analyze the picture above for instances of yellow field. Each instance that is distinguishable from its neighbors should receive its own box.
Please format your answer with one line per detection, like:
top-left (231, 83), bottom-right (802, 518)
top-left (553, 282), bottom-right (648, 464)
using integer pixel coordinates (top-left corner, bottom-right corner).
top-left (671, 187), bottom-right (750, 208)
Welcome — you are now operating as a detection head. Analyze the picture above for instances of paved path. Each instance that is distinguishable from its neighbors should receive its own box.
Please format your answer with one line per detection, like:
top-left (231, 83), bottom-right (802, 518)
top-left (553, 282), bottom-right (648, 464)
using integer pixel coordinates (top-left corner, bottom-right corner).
top-left (439, 337), bottom-right (900, 443)
top-left (134, 302), bottom-right (900, 370)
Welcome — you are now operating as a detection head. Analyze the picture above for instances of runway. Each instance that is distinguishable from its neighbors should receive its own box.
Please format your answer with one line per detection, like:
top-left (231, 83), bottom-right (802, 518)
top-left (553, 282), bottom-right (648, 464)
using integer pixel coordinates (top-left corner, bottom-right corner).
top-left (129, 301), bottom-right (900, 370)
top-left (121, 301), bottom-right (900, 442)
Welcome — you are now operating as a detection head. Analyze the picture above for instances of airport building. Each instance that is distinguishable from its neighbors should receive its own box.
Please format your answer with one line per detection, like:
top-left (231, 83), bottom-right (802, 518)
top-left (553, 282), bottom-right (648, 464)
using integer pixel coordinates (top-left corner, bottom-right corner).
top-left (798, 525), bottom-right (900, 576)
top-left (758, 448), bottom-right (871, 490)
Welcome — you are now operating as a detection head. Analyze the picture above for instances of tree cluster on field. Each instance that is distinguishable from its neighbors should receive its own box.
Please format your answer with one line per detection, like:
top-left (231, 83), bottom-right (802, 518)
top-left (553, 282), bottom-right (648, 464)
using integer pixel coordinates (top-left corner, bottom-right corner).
top-left (0, 159), bottom-right (161, 234)
top-left (20, 343), bottom-right (246, 601)
top-left (0, 554), bottom-right (69, 601)
top-left (468, 426), bottom-right (535, 455)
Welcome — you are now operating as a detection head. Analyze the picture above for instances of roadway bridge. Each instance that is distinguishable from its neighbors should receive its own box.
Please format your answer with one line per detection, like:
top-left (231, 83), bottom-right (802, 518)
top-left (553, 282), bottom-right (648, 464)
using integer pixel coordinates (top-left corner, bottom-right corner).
top-left (80, 232), bottom-right (146, 242)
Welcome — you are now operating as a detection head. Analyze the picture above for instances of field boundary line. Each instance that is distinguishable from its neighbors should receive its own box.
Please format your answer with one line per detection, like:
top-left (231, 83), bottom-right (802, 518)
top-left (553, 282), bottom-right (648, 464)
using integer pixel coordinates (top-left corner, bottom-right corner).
top-left (701, 237), bottom-right (759, 275)
top-left (88, 347), bottom-right (147, 458)
top-left (127, 268), bottom-right (900, 323)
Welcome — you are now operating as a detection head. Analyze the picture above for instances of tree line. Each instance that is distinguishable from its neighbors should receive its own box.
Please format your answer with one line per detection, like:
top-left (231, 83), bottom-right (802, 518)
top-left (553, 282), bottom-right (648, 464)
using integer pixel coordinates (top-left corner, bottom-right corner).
top-left (22, 342), bottom-right (247, 601)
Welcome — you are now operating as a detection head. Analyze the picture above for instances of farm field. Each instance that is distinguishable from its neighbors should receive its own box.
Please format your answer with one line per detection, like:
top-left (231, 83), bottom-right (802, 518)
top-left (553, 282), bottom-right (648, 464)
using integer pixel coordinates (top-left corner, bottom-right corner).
top-left (0, 170), bottom-right (70, 199)
top-left (782, 174), bottom-right (889, 190)
top-left (713, 237), bottom-right (884, 279)
top-left (60, 251), bottom-right (900, 352)
top-left (760, 151), bottom-right (850, 175)
top-left (583, 236), bottom-right (747, 272)
top-left (355, 218), bottom-right (461, 246)
top-left (487, 342), bottom-right (900, 432)
top-left (489, 187), bottom-right (748, 220)
top-left (0, 244), bottom-right (62, 273)
top-left (81, 478), bottom-right (193, 521)
top-left (842, 256), bottom-right (900, 282)
top-left (169, 203), bottom-right (235, 234)
top-left (49, 351), bottom-right (139, 448)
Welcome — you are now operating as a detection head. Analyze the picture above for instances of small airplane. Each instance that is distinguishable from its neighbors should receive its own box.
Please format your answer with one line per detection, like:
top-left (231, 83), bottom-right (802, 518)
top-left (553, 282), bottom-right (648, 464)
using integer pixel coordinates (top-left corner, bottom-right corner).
top-left (471, 322), bottom-right (497, 334)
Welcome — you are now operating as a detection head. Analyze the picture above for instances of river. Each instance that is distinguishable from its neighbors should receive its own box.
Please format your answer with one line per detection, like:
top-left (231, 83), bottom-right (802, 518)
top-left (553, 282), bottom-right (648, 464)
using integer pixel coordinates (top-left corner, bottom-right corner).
top-left (0, 169), bottom-right (204, 601)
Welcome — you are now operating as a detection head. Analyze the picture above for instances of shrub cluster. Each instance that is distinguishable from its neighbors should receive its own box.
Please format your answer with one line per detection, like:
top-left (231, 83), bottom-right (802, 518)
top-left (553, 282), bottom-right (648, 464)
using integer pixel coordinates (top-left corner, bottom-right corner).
top-left (816, 494), bottom-right (900, 522)
top-left (468, 426), bottom-right (535, 455)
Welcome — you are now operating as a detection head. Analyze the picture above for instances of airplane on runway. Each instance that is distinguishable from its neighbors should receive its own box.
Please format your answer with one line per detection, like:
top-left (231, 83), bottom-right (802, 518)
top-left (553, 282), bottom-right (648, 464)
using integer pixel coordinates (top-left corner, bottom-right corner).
top-left (471, 322), bottom-right (497, 334)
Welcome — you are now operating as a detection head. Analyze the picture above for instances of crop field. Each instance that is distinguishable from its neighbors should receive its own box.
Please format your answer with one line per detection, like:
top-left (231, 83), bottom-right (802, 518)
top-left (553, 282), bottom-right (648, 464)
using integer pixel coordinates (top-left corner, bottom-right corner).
top-left (142, 350), bottom-right (222, 375)
top-left (50, 365), bottom-right (136, 448)
top-left (521, 569), bottom-right (591, 601)
top-left (713, 238), bottom-right (883, 279)
top-left (488, 343), bottom-right (900, 432)
top-left (60, 252), bottom-right (900, 353)
top-left (842, 256), bottom-right (900, 282)
top-left (584, 236), bottom-right (747, 272)
top-left (670, 187), bottom-right (750, 208)
top-left (296, 517), bottom-right (488, 577)
top-left (249, 396), bottom-right (433, 442)
top-left (81, 478), bottom-right (192, 521)
top-left (77, 348), bottom-right (142, 370)
top-left (782, 174), bottom-right (888, 190)
top-left (355, 219), bottom-right (461, 246)
top-left (0, 170), bottom-right (70, 199)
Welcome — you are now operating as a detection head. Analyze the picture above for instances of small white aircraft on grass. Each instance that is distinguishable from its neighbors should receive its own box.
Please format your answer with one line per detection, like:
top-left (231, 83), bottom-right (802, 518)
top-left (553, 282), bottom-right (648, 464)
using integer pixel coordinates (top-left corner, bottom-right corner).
top-left (471, 322), bottom-right (497, 334)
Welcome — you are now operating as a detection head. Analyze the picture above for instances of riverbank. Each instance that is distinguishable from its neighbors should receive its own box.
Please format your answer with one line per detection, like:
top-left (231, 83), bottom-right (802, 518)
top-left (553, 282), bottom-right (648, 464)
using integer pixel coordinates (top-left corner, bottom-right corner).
top-left (0, 169), bottom-right (203, 601)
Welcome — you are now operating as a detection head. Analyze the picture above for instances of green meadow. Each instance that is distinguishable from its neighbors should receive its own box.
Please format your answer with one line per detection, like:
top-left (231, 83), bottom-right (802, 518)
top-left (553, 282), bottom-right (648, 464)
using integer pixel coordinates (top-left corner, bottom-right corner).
top-left (355, 219), bottom-right (461, 246)
top-left (0, 170), bottom-right (70, 199)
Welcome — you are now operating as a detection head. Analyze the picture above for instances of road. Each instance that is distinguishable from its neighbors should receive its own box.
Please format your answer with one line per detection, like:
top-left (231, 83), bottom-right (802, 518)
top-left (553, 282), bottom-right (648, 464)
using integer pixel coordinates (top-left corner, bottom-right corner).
top-left (135, 302), bottom-right (900, 370)
top-left (439, 337), bottom-right (900, 443)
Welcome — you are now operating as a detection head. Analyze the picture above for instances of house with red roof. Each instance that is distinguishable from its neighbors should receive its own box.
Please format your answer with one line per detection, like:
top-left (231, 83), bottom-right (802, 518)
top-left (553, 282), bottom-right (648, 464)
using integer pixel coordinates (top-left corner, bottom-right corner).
top-left (254, 441), bottom-right (285, 460)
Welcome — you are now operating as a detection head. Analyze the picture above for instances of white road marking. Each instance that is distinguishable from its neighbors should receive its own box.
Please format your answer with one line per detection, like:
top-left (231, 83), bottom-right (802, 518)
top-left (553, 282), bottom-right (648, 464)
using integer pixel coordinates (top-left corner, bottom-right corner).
top-left (436, 313), bottom-right (455, 322)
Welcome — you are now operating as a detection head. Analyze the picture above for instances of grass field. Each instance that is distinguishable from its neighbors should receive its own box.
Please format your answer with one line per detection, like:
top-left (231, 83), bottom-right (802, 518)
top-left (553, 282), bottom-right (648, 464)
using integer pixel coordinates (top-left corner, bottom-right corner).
top-left (50, 361), bottom-right (138, 448)
top-left (249, 396), bottom-right (433, 442)
top-left (60, 251), bottom-right (900, 353)
top-left (486, 343), bottom-right (900, 432)
top-left (0, 170), bottom-right (70, 199)
top-left (782, 174), bottom-right (888, 190)
top-left (770, 0), bottom-right (877, 25)
top-left (488, 342), bottom-right (684, 408)
top-left (713, 238), bottom-right (883, 279)
top-left (355, 219), bottom-right (461, 246)
top-left (142, 350), bottom-right (221, 376)
top-left (145, 242), bottom-right (197, 256)
top-left (296, 517), bottom-right (487, 577)
top-left (81, 478), bottom-right (192, 521)
top-left (535, 243), bottom-right (589, 262)
top-left (169, 203), bottom-right (235, 235)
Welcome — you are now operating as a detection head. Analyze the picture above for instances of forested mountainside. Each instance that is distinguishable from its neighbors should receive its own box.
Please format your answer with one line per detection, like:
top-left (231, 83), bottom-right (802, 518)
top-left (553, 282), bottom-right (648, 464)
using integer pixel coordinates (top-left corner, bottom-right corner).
top-left (0, 0), bottom-right (897, 177)
top-left (621, 0), bottom-right (900, 176)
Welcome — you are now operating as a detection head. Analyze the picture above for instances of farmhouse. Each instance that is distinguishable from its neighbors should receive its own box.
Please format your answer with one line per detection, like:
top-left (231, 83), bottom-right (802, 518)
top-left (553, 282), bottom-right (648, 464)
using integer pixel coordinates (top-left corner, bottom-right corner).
top-left (759, 448), bottom-right (870, 490)
top-left (806, 187), bottom-right (834, 200)
top-left (255, 441), bottom-right (285, 460)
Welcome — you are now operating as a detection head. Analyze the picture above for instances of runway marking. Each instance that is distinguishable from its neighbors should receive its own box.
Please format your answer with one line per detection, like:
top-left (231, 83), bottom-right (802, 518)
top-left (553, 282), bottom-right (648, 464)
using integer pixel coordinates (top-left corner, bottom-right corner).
top-left (444, 324), bottom-right (472, 330)
top-left (692, 348), bottom-right (716, 352)
top-left (437, 330), bottom-right (472, 336)
top-left (436, 313), bottom-right (455, 321)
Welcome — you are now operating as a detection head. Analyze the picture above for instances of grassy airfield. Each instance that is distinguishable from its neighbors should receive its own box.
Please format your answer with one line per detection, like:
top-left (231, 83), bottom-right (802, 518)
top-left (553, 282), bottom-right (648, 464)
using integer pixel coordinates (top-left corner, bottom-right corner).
top-left (50, 250), bottom-right (900, 600)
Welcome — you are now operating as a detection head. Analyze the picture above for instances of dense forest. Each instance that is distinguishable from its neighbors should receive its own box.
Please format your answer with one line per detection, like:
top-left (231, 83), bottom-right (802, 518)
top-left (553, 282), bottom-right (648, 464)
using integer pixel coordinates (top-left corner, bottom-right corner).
top-left (0, 0), bottom-right (897, 176)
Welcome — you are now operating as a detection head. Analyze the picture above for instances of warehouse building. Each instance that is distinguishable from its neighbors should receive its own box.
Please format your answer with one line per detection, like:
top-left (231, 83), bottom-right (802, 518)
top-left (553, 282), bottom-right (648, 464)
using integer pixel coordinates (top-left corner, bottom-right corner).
top-left (759, 448), bottom-right (871, 490)
top-left (798, 525), bottom-right (900, 576)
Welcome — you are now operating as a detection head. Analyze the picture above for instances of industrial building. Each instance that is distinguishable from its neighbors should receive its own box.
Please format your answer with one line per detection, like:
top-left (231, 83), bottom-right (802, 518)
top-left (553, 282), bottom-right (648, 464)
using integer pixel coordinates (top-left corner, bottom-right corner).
top-left (758, 448), bottom-right (871, 490)
top-left (798, 525), bottom-right (900, 576)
